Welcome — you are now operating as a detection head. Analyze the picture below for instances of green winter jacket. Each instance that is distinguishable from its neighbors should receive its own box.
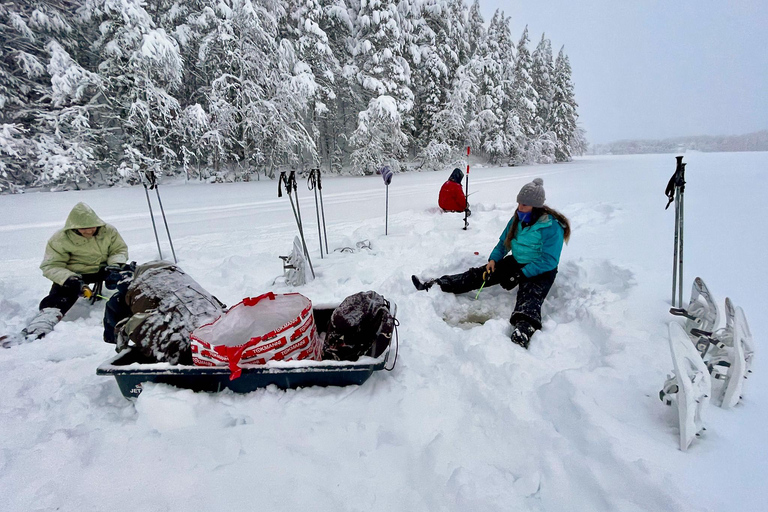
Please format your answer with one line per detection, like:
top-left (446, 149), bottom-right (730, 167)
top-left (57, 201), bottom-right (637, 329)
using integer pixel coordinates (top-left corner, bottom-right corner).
top-left (40, 202), bottom-right (129, 285)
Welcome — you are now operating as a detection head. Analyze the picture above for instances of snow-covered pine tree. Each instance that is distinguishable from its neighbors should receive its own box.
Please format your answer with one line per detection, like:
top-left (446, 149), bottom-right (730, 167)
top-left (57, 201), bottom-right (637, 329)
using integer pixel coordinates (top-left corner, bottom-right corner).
top-left (551, 45), bottom-right (578, 162)
top-left (82, 0), bottom-right (184, 182)
top-left (349, 94), bottom-right (407, 174)
top-left (315, 0), bottom-right (356, 173)
top-left (196, 0), bottom-right (315, 178)
top-left (474, 9), bottom-right (516, 163)
top-left (1, 1), bottom-right (100, 190)
top-left (465, 0), bottom-right (485, 59)
top-left (525, 33), bottom-right (556, 163)
top-left (279, 0), bottom-right (342, 170)
top-left (509, 26), bottom-right (537, 164)
top-left (531, 33), bottom-right (554, 134)
top-left (410, 0), bottom-right (469, 170)
top-left (349, 0), bottom-right (412, 171)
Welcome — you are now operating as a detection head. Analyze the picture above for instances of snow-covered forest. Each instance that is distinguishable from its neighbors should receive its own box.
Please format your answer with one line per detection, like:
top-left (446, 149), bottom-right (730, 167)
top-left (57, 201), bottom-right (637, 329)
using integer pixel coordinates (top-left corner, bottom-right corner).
top-left (0, 0), bottom-right (584, 193)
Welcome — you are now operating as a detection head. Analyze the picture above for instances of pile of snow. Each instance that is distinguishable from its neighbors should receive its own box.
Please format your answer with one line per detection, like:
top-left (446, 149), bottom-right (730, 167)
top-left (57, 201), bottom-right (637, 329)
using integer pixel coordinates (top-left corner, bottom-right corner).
top-left (0, 153), bottom-right (765, 511)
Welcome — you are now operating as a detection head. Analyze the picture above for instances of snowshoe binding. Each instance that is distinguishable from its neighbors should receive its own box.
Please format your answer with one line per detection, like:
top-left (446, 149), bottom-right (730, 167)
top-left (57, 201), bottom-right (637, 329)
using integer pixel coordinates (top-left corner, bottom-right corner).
top-left (670, 277), bottom-right (720, 338)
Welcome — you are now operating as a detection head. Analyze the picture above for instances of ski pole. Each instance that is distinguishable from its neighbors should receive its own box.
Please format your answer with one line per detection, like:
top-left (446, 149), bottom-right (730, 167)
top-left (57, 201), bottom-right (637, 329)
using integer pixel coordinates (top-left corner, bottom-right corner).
top-left (672, 189), bottom-right (680, 307)
top-left (308, 169), bottom-right (324, 258)
top-left (153, 182), bottom-right (178, 264)
top-left (667, 156), bottom-right (683, 306)
top-left (141, 176), bottom-right (164, 260)
top-left (678, 163), bottom-right (686, 308)
top-left (380, 166), bottom-right (393, 235)
top-left (463, 146), bottom-right (470, 230)
top-left (385, 183), bottom-right (389, 236)
top-left (279, 172), bottom-right (315, 278)
top-left (290, 171), bottom-right (315, 275)
top-left (316, 169), bottom-right (329, 253)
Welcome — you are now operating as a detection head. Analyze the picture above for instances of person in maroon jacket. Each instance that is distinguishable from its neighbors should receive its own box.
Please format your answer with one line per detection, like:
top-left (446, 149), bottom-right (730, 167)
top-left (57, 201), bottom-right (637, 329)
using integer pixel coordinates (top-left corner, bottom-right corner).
top-left (438, 168), bottom-right (467, 212)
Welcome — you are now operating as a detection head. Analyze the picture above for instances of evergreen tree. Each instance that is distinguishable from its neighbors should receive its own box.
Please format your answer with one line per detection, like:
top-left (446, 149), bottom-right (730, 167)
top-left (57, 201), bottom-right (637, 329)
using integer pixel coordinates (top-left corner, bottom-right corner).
top-left (465, 0), bottom-right (485, 58)
top-left (349, 0), bottom-right (412, 169)
top-left (196, 0), bottom-right (315, 177)
top-left (0, 1), bottom-right (99, 190)
top-left (531, 33), bottom-right (554, 133)
top-left (510, 25), bottom-right (537, 163)
top-left (475, 9), bottom-right (516, 163)
top-left (349, 94), bottom-right (407, 174)
top-left (316, 0), bottom-right (356, 172)
top-left (551, 46), bottom-right (578, 162)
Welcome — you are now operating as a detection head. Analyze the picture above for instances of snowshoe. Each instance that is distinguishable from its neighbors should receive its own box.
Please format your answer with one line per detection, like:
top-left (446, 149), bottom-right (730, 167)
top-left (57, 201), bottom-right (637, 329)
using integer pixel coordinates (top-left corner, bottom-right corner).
top-left (711, 304), bottom-right (754, 409)
top-left (411, 275), bottom-right (436, 291)
top-left (280, 236), bottom-right (313, 286)
top-left (670, 277), bottom-right (719, 339)
top-left (662, 322), bottom-right (711, 451)
top-left (511, 321), bottom-right (536, 349)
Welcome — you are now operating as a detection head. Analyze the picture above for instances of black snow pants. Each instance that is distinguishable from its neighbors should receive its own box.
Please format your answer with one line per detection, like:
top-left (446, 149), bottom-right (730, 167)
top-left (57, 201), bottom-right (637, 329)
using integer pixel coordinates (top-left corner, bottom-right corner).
top-left (39, 271), bottom-right (104, 314)
top-left (435, 255), bottom-right (557, 330)
top-left (103, 283), bottom-right (132, 344)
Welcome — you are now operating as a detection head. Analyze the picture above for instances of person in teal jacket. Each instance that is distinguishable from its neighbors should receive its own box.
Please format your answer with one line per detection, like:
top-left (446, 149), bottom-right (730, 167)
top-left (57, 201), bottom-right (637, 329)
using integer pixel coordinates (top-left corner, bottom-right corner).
top-left (412, 178), bottom-right (570, 348)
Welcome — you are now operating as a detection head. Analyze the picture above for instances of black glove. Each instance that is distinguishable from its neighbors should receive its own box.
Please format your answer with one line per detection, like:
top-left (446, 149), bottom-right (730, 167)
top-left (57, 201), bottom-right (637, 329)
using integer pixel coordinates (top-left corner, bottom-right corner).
top-left (104, 264), bottom-right (134, 290)
top-left (63, 275), bottom-right (84, 295)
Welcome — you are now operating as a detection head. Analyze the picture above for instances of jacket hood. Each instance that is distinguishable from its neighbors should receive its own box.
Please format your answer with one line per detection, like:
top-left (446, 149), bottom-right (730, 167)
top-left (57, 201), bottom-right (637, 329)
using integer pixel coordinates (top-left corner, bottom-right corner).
top-left (449, 168), bottom-right (464, 184)
top-left (64, 202), bottom-right (106, 230)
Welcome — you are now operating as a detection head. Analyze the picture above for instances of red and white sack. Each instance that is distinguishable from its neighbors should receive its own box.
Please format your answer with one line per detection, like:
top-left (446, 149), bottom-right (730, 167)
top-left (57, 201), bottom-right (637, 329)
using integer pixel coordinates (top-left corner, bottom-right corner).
top-left (190, 292), bottom-right (321, 379)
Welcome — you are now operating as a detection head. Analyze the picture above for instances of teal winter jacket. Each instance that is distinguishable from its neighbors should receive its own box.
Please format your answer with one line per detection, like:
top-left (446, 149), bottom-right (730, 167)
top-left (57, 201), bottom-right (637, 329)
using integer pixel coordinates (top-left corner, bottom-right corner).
top-left (488, 213), bottom-right (565, 278)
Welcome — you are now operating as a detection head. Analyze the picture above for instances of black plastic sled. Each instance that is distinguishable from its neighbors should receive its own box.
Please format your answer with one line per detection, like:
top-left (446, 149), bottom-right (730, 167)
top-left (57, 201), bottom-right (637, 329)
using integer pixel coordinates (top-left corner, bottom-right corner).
top-left (97, 303), bottom-right (398, 399)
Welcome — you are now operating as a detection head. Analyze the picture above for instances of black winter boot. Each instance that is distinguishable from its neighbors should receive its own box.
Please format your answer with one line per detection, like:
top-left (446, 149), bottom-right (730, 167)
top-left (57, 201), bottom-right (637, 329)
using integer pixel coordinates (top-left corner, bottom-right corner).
top-left (511, 320), bottom-right (537, 349)
top-left (412, 275), bottom-right (436, 291)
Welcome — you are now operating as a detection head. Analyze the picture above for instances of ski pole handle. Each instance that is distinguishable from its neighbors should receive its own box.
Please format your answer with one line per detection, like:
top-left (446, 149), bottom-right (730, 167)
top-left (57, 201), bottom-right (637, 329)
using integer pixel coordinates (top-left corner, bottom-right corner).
top-left (278, 171), bottom-right (286, 197)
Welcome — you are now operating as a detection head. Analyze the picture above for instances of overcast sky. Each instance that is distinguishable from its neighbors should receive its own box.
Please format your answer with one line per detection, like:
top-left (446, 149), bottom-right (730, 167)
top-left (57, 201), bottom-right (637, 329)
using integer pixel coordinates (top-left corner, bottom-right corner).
top-left (477, 1), bottom-right (768, 144)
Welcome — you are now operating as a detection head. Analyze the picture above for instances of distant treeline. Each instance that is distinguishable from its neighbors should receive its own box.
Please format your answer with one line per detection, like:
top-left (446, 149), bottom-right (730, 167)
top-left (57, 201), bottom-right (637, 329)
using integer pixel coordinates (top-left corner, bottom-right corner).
top-left (591, 130), bottom-right (768, 155)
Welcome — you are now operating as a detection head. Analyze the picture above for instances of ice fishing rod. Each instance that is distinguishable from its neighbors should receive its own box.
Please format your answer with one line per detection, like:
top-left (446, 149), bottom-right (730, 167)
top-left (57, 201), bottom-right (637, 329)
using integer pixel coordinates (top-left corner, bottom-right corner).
top-left (279, 171), bottom-right (315, 278)
top-left (307, 169), bottom-right (329, 258)
top-left (463, 146), bottom-right (471, 230)
top-left (665, 156), bottom-right (686, 307)
top-left (475, 267), bottom-right (493, 300)
top-left (139, 169), bottom-right (177, 263)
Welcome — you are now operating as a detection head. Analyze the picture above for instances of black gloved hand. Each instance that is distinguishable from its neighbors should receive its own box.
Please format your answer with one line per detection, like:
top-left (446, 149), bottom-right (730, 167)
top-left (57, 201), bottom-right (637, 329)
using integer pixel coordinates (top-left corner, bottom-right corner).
top-left (63, 275), bottom-right (84, 295)
top-left (104, 264), bottom-right (126, 290)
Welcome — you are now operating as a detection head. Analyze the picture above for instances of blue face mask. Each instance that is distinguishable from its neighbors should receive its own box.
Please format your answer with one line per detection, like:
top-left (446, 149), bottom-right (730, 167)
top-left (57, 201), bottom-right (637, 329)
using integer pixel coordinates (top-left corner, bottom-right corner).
top-left (517, 209), bottom-right (532, 223)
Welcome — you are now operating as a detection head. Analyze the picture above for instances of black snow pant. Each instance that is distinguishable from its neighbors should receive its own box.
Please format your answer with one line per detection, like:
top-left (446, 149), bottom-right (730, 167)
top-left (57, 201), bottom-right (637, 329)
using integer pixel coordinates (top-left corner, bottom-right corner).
top-left (435, 255), bottom-right (558, 330)
top-left (39, 272), bottom-right (104, 314)
top-left (103, 282), bottom-right (132, 344)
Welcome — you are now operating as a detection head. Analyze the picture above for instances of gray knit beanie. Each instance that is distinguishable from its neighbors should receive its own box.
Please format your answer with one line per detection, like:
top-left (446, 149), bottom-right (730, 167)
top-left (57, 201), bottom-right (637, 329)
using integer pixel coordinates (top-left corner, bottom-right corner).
top-left (516, 178), bottom-right (546, 207)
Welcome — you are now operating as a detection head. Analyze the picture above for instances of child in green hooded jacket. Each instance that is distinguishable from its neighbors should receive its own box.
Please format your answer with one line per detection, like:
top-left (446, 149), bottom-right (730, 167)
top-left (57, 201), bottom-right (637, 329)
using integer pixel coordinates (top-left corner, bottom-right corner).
top-left (22, 202), bottom-right (129, 341)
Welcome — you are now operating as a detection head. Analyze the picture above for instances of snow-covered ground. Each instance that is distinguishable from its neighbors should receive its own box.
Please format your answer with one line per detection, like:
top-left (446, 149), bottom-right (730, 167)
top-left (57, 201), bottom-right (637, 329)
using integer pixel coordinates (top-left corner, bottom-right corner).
top-left (0, 153), bottom-right (764, 512)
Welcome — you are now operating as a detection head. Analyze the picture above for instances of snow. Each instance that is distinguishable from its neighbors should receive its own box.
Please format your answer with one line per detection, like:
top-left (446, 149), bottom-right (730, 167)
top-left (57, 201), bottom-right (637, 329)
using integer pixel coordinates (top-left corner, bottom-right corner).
top-left (0, 152), bottom-right (766, 511)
